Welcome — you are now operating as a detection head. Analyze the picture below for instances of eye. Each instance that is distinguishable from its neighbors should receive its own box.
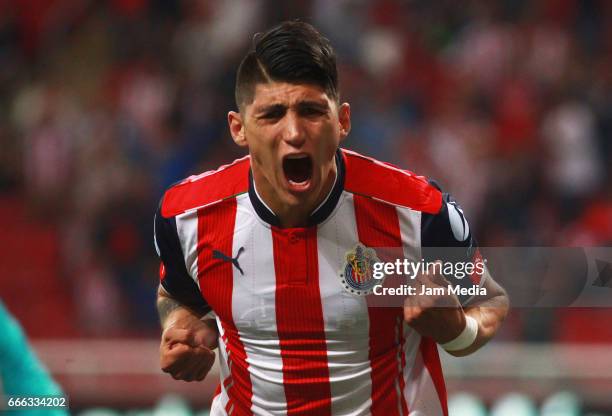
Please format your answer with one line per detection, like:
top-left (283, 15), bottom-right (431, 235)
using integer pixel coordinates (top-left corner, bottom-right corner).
top-left (260, 107), bottom-right (285, 119)
top-left (301, 106), bottom-right (326, 117)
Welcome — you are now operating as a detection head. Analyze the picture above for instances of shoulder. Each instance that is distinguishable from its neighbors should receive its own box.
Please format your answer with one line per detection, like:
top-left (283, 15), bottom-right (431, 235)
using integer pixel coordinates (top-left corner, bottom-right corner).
top-left (341, 149), bottom-right (442, 214)
top-left (160, 155), bottom-right (251, 218)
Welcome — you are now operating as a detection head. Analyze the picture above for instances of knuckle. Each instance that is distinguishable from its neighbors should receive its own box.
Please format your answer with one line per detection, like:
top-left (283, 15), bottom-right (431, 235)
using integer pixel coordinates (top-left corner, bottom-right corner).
top-left (161, 362), bottom-right (176, 373)
top-left (404, 307), bottom-right (423, 322)
top-left (160, 358), bottom-right (172, 371)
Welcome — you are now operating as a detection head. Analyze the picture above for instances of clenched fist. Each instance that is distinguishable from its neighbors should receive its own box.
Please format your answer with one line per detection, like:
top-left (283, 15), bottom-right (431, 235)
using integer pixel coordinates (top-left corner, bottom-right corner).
top-left (160, 322), bottom-right (217, 382)
top-left (403, 263), bottom-right (466, 344)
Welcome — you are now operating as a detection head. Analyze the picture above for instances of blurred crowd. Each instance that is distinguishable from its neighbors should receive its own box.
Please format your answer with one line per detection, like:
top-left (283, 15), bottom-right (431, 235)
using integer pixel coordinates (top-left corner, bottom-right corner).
top-left (0, 0), bottom-right (611, 338)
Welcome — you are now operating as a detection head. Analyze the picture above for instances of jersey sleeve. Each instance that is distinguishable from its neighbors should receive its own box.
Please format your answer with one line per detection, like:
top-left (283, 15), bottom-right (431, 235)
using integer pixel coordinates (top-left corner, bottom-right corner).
top-left (154, 201), bottom-right (211, 314)
top-left (420, 182), bottom-right (487, 305)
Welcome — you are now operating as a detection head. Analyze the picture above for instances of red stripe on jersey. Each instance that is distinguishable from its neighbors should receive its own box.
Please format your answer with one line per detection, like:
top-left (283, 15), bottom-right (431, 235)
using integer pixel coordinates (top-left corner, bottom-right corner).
top-left (420, 337), bottom-right (449, 416)
top-left (398, 322), bottom-right (409, 416)
top-left (353, 195), bottom-right (408, 416)
top-left (197, 199), bottom-right (253, 416)
top-left (162, 156), bottom-right (250, 217)
top-left (343, 149), bottom-right (442, 214)
top-left (272, 227), bottom-right (332, 415)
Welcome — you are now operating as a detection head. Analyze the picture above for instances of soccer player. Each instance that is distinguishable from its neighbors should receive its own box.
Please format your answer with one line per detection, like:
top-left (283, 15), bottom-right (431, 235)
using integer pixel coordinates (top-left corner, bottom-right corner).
top-left (154, 21), bottom-right (509, 416)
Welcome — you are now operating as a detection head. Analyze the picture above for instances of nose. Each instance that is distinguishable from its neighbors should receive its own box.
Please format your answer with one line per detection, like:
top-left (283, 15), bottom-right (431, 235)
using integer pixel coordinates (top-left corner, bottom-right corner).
top-left (281, 112), bottom-right (306, 148)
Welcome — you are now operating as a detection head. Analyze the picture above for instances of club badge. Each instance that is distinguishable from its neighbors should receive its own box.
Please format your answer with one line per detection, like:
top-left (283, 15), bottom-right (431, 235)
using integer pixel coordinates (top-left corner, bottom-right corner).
top-left (339, 243), bottom-right (381, 296)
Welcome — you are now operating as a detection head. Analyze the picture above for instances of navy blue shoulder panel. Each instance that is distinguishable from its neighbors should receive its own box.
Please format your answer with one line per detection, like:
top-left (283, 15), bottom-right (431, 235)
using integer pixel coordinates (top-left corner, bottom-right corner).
top-left (154, 202), bottom-right (211, 313)
top-left (421, 182), bottom-right (480, 304)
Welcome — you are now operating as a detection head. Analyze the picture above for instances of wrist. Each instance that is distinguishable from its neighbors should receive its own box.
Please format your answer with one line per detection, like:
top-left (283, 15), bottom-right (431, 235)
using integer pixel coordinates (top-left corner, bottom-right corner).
top-left (440, 315), bottom-right (478, 352)
top-left (164, 308), bottom-right (203, 330)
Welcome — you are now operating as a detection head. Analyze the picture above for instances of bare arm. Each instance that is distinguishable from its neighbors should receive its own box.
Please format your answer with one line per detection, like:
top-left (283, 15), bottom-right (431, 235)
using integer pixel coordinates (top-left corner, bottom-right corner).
top-left (157, 285), bottom-right (218, 348)
top-left (446, 271), bottom-right (509, 357)
top-left (404, 267), bottom-right (509, 357)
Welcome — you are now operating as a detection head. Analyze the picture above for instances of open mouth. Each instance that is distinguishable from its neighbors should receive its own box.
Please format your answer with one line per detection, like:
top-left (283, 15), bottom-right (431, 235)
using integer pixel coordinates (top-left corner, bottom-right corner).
top-left (283, 154), bottom-right (313, 189)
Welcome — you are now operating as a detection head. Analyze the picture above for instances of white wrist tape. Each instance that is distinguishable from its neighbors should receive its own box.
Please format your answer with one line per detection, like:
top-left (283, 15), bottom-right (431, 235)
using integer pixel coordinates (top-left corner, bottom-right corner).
top-left (441, 316), bottom-right (478, 352)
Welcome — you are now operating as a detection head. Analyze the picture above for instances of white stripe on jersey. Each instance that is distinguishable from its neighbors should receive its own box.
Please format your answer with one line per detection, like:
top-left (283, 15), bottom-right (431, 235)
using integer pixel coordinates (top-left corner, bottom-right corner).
top-left (397, 206), bottom-right (422, 263)
top-left (317, 192), bottom-right (372, 415)
top-left (398, 206), bottom-right (446, 415)
top-left (210, 395), bottom-right (227, 416)
top-left (211, 324), bottom-right (230, 416)
top-left (403, 328), bottom-right (445, 416)
top-left (175, 210), bottom-right (200, 287)
top-left (232, 195), bottom-right (287, 415)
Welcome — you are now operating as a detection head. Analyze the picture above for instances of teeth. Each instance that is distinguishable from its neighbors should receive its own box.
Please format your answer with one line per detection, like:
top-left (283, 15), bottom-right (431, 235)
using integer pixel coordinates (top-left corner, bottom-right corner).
top-left (286, 154), bottom-right (308, 160)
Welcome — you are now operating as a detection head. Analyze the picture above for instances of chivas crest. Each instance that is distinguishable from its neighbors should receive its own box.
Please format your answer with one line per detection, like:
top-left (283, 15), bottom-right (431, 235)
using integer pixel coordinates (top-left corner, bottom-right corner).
top-left (339, 243), bottom-right (380, 296)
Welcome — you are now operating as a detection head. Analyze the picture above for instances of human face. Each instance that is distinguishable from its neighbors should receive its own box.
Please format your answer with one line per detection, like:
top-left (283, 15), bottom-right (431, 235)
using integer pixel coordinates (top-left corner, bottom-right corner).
top-left (229, 82), bottom-right (350, 224)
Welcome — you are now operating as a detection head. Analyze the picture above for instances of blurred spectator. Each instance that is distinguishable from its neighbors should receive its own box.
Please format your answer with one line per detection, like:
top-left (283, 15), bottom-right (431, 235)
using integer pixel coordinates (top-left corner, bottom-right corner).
top-left (542, 98), bottom-right (603, 221)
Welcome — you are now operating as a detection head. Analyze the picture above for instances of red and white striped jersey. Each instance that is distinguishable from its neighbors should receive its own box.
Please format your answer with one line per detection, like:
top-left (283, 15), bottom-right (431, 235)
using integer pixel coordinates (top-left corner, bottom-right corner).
top-left (154, 149), bottom-right (483, 416)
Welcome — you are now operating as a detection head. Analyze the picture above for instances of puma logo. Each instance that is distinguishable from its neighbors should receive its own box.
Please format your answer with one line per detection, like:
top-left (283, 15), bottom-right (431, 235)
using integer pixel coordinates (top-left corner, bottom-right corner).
top-left (212, 247), bottom-right (245, 276)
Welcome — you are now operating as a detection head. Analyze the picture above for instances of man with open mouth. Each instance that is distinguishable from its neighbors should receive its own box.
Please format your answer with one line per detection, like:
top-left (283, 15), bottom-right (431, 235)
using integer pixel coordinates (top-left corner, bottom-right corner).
top-left (154, 21), bottom-right (509, 416)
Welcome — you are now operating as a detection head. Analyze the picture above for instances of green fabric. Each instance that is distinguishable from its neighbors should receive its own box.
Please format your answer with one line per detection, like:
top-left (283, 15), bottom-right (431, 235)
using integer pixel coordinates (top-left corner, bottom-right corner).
top-left (0, 301), bottom-right (69, 415)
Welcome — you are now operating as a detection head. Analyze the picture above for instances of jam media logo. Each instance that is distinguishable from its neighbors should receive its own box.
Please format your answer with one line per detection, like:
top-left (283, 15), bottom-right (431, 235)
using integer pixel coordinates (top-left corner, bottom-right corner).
top-left (339, 243), bottom-right (381, 296)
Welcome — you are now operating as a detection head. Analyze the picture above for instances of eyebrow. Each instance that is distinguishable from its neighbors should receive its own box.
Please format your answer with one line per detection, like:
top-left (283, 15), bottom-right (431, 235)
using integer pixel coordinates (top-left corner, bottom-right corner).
top-left (254, 103), bottom-right (285, 114)
top-left (253, 99), bottom-right (329, 114)
top-left (297, 100), bottom-right (329, 110)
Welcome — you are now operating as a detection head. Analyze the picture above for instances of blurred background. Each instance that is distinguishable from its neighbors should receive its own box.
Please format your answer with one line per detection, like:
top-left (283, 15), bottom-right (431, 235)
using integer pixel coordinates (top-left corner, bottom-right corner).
top-left (0, 0), bottom-right (611, 414)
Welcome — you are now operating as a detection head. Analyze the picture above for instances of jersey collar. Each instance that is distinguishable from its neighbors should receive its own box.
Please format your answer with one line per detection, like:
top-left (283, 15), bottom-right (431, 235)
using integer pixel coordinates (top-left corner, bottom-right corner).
top-left (248, 149), bottom-right (345, 227)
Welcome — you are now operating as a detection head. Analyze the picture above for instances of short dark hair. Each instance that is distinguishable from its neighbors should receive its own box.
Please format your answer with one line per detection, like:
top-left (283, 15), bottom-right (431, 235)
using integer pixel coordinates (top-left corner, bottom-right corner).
top-left (235, 21), bottom-right (339, 111)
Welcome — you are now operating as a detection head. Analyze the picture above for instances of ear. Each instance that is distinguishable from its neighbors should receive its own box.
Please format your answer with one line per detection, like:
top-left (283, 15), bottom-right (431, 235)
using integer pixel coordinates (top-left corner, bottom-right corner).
top-left (228, 111), bottom-right (247, 147)
top-left (338, 102), bottom-right (351, 142)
